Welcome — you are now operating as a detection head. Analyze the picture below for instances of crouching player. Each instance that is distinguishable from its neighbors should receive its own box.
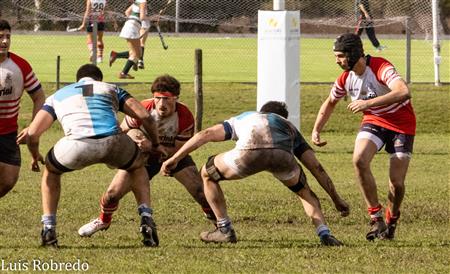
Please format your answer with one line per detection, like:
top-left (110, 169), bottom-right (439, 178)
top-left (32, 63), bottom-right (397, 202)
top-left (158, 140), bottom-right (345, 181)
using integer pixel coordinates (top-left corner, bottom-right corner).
top-left (162, 101), bottom-right (349, 246)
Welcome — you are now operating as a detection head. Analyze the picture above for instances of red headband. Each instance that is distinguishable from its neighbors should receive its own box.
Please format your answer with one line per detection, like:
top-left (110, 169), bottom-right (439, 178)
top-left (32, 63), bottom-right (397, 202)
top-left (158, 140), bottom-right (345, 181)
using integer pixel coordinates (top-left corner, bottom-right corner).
top-left (153, 91), bottom-right (175, 97)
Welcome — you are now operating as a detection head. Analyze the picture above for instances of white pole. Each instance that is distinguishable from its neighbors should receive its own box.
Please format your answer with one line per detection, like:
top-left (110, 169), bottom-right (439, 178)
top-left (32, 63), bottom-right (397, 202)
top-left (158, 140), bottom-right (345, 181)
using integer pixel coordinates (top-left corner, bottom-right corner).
top-left (431, 0), bottom-right (441, 86)
top-left (175, 0), bottom-right (180, 33)
top-left (273, 0), bottom-right (285, 11)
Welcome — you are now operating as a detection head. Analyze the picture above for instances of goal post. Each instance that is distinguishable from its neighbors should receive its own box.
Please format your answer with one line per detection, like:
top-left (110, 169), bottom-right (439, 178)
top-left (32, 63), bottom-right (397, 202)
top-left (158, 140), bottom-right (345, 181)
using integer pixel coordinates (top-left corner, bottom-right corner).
top-left (257, 6), bottom-right (300, 129)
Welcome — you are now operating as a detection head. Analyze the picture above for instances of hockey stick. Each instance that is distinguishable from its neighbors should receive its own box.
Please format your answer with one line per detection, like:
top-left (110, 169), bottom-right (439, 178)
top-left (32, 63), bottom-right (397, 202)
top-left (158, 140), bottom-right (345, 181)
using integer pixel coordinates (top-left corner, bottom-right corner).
top-left (66, 25), bottom-right (82, 32)
top-left (155, 24), bottom-right (169, 50)
top-left (149, 0), bottom-right (173, 50)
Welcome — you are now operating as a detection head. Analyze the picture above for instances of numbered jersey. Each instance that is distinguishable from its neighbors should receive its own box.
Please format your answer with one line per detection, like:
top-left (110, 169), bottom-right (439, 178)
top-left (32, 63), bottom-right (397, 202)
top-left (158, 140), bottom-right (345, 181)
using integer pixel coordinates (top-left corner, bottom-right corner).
top-left (0, 52), bottom-right (42, 135)
top-left (42, 77), bottom-right (131, 139)
top-left (90, 0), bottom-right (106, 21)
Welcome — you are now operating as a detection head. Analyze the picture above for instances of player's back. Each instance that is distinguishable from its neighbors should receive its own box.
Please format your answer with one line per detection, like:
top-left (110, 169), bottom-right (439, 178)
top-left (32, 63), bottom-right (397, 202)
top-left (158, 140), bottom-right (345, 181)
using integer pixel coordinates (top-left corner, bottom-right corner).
top-left (47, 78), bottom-right (126, 139)
top-left (226, 111), bottom-right (298, 151)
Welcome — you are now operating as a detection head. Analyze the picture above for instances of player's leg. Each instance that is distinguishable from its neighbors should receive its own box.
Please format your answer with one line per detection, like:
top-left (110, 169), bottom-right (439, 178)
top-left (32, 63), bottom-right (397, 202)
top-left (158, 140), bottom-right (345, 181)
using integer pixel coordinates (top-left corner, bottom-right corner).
top-left (365, 22), bottom-right (382, 49)
top-left (86, 23), bottom-right (94, 62)
top-left (96, 31), bottom-right (104, 63)
top-left (138, 20), bottom-right (149, 69)
top-left (353, 124), bottom-right (386, 240)
top-left (175, 167), bottom-right (217, 223)
top-left (95, 22), bottom-right (105, 63)
top-left (40, 145), bottom-right (72, 247)
top-left (197, 152), bottom-right (243, 243)
top-left (271, 150), bottom-right (342, 246)
top-left (380, 133), bottom-right (414, 240)
top-left (0, 133), bottom-right (21, 197)
top-left (119, 38), bottom-right (140, 79)
top-left (172, 157), bottom-right (216, 223)
top-left (0, 163), bottom-right (19, 198)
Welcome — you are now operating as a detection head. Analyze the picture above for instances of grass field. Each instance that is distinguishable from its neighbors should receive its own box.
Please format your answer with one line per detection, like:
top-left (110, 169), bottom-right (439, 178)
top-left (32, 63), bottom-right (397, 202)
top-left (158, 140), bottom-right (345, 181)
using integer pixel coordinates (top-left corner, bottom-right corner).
top-left (10, 32), bottom-right (450, 83)
top-left (1, 82), bottom-right (448, 273)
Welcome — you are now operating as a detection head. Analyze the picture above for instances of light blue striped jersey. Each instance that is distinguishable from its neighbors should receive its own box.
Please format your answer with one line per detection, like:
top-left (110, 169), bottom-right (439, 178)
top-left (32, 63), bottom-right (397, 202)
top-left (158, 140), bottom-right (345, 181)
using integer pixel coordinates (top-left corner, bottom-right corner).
top-left (223, 111), bottom-right (302, 152)
top-left (42, 77), bottom-right (131, 139)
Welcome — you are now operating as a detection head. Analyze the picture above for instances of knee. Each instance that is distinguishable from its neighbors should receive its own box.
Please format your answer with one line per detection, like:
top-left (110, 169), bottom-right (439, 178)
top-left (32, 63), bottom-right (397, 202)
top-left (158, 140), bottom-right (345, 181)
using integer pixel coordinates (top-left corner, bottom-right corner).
top-left (0, 177), bottom-right (17, 197)
top-left (104, 189), bottom-right (120, 205)
top-left (352, 154), bottom-right (370, 171)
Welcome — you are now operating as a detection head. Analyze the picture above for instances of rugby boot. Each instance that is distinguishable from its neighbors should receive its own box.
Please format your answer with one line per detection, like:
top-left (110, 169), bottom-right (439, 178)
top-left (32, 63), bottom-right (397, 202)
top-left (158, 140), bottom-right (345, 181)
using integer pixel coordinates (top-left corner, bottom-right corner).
top-left (109, 51), bottom-right (117, 67)
top-left (366, 218), bottom-right (387, 241)
top-left (140, 216), bottom-right (159, 247)
top-left (137, 60), bottom-right (145, 69)
top-left (320, 234), bottom-right (343, 246)
top-left (200, 227), bottom-right (237, 243)
top-left (118, 72), bottom-right (134, 79)
top-left (41, 227), bottom-right (58, 247)
top-left (78, 218), bottom-right (110, 237)
top-left (380, 210), bottom-right (400, 240)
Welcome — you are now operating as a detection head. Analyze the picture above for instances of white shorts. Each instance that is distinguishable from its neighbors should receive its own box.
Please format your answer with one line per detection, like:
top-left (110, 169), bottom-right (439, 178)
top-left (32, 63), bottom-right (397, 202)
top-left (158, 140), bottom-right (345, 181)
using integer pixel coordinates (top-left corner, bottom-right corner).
top-left (119, 19), bottom-right (141, 39)
top-left (141, 19), bottom-right (150, 30)
top-left (49, 133), bottom-right (138, 171)
top-left (221, 148), bottom-right (299, 181)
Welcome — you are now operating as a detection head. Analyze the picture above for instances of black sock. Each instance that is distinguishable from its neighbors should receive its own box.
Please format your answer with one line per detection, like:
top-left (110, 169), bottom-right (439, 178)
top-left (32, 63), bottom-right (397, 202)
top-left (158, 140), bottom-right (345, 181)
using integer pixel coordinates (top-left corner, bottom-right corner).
top-left (122, 59), bottom-right (135, 74)
top-left (117, 51), bottom-right (129, 59)
top-left (140, 47), bottom-right (145, 61)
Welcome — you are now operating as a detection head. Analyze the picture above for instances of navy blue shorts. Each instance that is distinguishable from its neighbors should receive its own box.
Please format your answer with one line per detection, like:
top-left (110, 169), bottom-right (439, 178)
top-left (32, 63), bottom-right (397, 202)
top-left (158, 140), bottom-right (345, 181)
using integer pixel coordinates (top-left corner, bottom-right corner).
top-left (358, 123), bottom-right (414, 156)
top-left (0, 132), bottom-right (21, 166)
top-left (146, 155), bottom-right (196, 180)
top-left (87, 22), bottom-right (105, 32)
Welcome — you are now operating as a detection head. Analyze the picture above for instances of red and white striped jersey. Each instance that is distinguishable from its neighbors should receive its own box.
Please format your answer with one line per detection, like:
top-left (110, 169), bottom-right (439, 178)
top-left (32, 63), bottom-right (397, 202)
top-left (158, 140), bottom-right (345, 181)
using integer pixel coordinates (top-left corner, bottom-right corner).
top-left (331, 56), bottom-right (416, 135)
top-left (125, 99), bottom-right (195, 147)
top-left (0, 52), bottom-right (42, 135)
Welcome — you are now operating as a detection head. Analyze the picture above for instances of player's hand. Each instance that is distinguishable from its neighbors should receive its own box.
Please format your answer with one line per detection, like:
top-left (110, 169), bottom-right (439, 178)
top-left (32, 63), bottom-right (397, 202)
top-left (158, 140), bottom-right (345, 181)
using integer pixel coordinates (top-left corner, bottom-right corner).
top-left (160, 157), bottom-right (178, 177)
top-left (312, 131), bottom-right (327, 147)
top-left (16, 127), bottom-right (28, 145)
top-left (334, 198), bottom-right (350, 217)
top-left (347, 100), bottom-right (369, 113)
top-left (31, 154), bottom-right (45, 172)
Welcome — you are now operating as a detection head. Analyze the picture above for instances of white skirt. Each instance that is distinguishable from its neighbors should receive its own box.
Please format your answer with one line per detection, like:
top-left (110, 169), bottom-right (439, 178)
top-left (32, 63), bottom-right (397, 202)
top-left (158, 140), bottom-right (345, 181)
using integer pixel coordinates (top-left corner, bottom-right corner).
top-left (119, 19), bottom-right (141, 39)
top-left (141, 19), bottom-right (150, 30)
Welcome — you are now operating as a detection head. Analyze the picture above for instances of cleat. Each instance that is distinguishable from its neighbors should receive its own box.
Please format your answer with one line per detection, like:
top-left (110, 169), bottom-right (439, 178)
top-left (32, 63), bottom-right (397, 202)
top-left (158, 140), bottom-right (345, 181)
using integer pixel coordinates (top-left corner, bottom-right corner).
top-left (140, 216), bottom-right (159, 247)
top-left (96, 57), bottom-right (103, 63)
top-left (366, 219), bottom-right (387, 241)
top-left (41, 227), bottom-right (58, 247)
top-left (379, 223), bottom-right (397, 240)
top-left (200, 227), bottom-right (237, 243)
top-left (320, 234), bottom-right (343, 246)
top-left (118, 72), bottom-right (134, 79)
top-left (137, 60), bottom-right (144, 69)
top-left (78, 218), bottom-right (110, 237)
top-left (376, 45), bottom-right (387, 52)
top-left (109, 51), bottom-right (117, 67)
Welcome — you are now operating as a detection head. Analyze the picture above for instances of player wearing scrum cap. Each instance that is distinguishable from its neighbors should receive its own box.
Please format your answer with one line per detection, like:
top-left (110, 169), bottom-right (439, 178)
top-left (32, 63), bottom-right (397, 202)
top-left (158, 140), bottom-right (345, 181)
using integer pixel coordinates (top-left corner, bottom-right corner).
top-left (312, 33), bottom-right (416, 241)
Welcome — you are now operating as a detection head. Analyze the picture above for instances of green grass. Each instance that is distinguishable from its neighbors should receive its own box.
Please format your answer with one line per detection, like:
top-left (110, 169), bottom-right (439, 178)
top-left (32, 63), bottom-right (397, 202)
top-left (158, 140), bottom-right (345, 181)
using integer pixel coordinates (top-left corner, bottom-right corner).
top-left (1, 83), bottom-right (448, 273)
top-left (10, 33), bottom-right (450, 83)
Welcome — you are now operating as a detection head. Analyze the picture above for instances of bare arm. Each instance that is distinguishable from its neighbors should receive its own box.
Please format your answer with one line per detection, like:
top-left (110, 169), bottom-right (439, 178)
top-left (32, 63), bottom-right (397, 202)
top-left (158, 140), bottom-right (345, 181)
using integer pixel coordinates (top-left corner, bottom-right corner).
top-left (17, 88), bottom-right (45, 144)
top-left (161, 124), bottom-right (226, 175)
top-left (26, 110), bottom-right (54, 171)
top-left (122, 97), bottom-right (159, 146)
top-left (347, 79), bottom-right (411, 113)
top-left (312, 95), bottom-right (338, 147)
